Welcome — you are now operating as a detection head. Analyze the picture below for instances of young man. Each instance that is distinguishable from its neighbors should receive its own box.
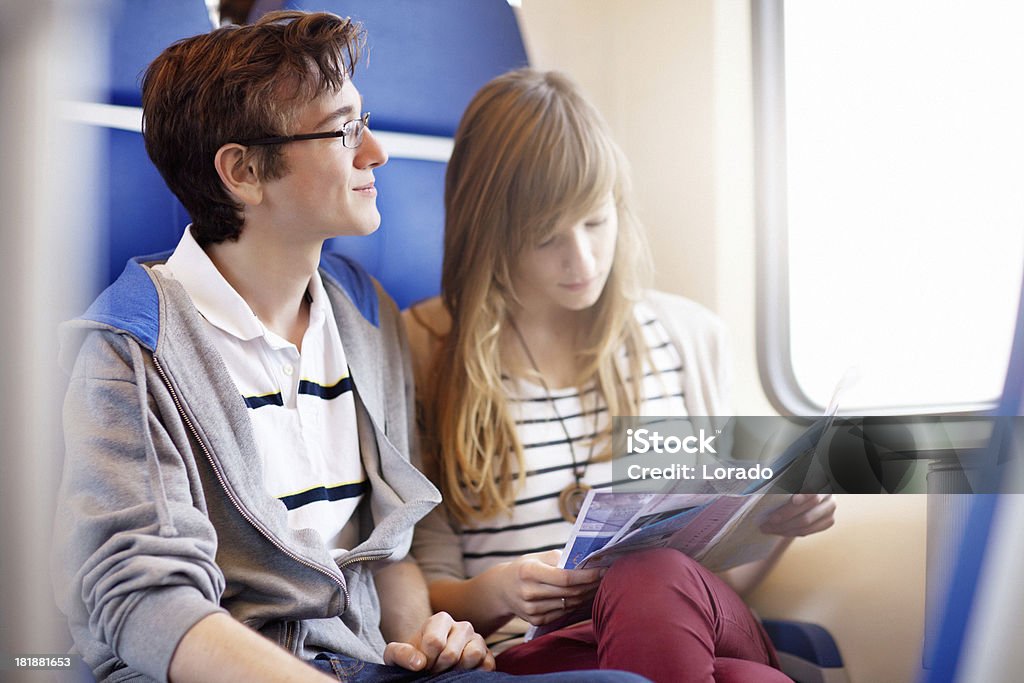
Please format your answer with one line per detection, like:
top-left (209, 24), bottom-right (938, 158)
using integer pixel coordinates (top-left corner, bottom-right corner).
top-left (53, 11), bottom-right (645, 683)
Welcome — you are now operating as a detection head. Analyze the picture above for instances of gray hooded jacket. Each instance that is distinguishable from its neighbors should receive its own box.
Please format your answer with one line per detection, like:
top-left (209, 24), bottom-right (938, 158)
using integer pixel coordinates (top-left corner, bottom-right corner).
top-left (53, 251), bottom-right (441, 682)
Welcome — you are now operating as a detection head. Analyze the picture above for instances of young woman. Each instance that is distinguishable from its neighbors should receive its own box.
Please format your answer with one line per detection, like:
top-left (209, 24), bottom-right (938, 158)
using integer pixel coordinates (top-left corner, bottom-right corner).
top-left (403, 69), bottom-right (836, 683)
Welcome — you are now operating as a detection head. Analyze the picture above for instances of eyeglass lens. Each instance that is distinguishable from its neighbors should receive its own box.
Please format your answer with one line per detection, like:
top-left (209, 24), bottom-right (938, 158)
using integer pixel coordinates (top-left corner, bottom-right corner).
top-left (342, 114), bottom-right (369, 149)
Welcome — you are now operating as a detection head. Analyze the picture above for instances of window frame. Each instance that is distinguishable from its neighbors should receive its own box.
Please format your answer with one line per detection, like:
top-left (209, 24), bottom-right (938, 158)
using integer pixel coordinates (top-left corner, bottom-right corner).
top-left (750, 0), bottom-right (1007, 417)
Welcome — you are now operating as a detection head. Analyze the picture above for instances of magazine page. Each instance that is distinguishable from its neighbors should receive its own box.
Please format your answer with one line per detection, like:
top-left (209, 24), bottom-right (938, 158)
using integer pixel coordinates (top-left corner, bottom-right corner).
top-left (582, 494), bottom-right (758, 570)
top-left (525, 490), bottom-right (646, 641)
top-left (526, 409), bottom-right (840, 642)
top-left (559, 491), bottom-right (656, 570)
top-left (694, 493), bottom-right (793, 571)
top-left (605, 493), bottom-right (717, 546)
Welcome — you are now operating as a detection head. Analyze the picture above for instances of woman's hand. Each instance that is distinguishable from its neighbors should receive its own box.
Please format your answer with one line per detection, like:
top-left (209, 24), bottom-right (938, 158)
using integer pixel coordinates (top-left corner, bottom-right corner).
top-left (489, 549), bottom-right (604, 626)
top-left (719, 494), bottom-right (837, 596)
top-left (761, 493), bottom-right (836, 537)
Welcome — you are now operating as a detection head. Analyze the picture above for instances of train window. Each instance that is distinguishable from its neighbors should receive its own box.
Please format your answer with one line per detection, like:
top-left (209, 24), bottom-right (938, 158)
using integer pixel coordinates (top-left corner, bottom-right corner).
top-left (752, 0), bottom-right (1024, 414)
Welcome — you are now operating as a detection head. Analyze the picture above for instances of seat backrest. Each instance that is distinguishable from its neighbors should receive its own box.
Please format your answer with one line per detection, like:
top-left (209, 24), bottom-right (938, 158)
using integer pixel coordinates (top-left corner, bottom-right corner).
top-left (255, 0), bottom-right (529, 307)
top-left (107, 1), bottom-right (215, 107)
top-left (79, 1), bottom-right (212, 289)
top-left (256, 0), bottom-right (528, 137)
top-left (84, 0), bottom-right (527, 309)
top-left (920, 256), bottom-right (1024, 683)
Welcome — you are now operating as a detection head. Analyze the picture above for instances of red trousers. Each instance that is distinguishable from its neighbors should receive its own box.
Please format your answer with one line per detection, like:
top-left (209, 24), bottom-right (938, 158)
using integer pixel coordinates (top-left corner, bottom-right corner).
top-left (496, 549), bottom-right (790, 683)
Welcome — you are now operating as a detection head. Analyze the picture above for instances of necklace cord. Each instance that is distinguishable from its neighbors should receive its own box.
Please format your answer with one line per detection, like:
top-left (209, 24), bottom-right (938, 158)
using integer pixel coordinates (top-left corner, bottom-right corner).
top-left (507, 317), bottom-right (597, 485)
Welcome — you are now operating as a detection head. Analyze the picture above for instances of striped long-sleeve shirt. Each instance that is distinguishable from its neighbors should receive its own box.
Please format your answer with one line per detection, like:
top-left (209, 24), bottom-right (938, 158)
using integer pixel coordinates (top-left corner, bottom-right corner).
top-left (405, 291), bottom-right (730, 651)
top-left (458, 306), bottom-right (687, 579)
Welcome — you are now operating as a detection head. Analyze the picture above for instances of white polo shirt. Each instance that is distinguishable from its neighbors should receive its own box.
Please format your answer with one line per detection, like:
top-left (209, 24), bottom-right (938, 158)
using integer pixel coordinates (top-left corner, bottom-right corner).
top-left (154, 228), bottom-right (365, 557)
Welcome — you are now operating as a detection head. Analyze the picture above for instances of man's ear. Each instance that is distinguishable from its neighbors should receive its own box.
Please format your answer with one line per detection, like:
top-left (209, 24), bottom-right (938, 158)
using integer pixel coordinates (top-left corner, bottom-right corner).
top-left (214, 143), bottom-right (263, 206)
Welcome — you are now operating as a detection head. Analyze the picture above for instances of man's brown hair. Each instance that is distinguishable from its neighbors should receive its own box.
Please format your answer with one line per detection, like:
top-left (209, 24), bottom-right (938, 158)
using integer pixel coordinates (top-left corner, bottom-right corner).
top-left (141, 10), bottom-right (363, 246)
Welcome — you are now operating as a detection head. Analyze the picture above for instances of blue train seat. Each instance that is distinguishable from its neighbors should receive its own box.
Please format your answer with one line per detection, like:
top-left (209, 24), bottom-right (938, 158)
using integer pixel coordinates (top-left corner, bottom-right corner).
top-left (253, 0), bottom-right (529, 308)
top-left (80, 0), bottom-right (212, 291)
top-left (919, 257), bottom-right (1024, 683)
top-left (763, 620), bottom-right (848, 683)
top-left (62, 6), bottom-right (212, 681)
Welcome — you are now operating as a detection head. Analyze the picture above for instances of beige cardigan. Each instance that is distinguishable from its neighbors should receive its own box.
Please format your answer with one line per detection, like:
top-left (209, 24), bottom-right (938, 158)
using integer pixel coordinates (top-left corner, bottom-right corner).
top-left (401, 290), bottom-right (732, 584)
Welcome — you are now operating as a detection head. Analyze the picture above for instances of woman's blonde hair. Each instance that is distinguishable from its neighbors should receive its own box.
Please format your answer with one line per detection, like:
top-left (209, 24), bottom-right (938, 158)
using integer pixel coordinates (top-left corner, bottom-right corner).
top-left (430, 69), bottom-right (653, 524)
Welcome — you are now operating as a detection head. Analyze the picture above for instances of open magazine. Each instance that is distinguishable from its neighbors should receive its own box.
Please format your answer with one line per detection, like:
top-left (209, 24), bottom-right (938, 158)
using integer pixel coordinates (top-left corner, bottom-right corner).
top-left (525, 406), bottom-right (839, 641)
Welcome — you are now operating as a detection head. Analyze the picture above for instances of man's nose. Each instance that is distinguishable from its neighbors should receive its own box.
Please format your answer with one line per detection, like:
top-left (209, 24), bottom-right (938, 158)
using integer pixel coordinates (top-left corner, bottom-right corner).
top-left (355, 128), bottom-right (388, 169)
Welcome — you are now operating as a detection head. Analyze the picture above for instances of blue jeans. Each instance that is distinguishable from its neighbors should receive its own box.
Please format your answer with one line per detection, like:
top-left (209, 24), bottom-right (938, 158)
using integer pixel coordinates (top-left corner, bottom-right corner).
top-left (309, 653), bottom-right (650, 682)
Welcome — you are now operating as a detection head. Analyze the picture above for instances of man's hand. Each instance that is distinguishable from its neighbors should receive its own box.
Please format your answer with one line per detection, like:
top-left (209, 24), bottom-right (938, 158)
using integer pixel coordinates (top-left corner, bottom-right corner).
top-left (382, 611), bottom-right (495, 673)
top-left (761, 493), bottom-right (836, 537)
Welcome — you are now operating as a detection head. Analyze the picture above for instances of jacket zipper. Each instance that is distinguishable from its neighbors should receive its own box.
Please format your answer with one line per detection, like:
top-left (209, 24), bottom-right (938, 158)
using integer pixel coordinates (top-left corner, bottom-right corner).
top-left (338, 553), bottom-right (391, 571)
top-left (283, 621), bottom-right (296, 654)
top-left (152, 355), bottom-right (368, 609)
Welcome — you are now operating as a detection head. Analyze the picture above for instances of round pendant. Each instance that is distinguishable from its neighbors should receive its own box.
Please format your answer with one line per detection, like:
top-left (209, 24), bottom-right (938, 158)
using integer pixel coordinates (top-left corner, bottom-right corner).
top-left (558, 482), bottom-right (592, 523)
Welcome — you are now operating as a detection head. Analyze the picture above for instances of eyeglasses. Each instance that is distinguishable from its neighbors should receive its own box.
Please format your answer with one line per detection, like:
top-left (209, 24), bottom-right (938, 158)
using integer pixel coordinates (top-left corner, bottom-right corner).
top-left (238, 112), bottom-right (371, 149)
